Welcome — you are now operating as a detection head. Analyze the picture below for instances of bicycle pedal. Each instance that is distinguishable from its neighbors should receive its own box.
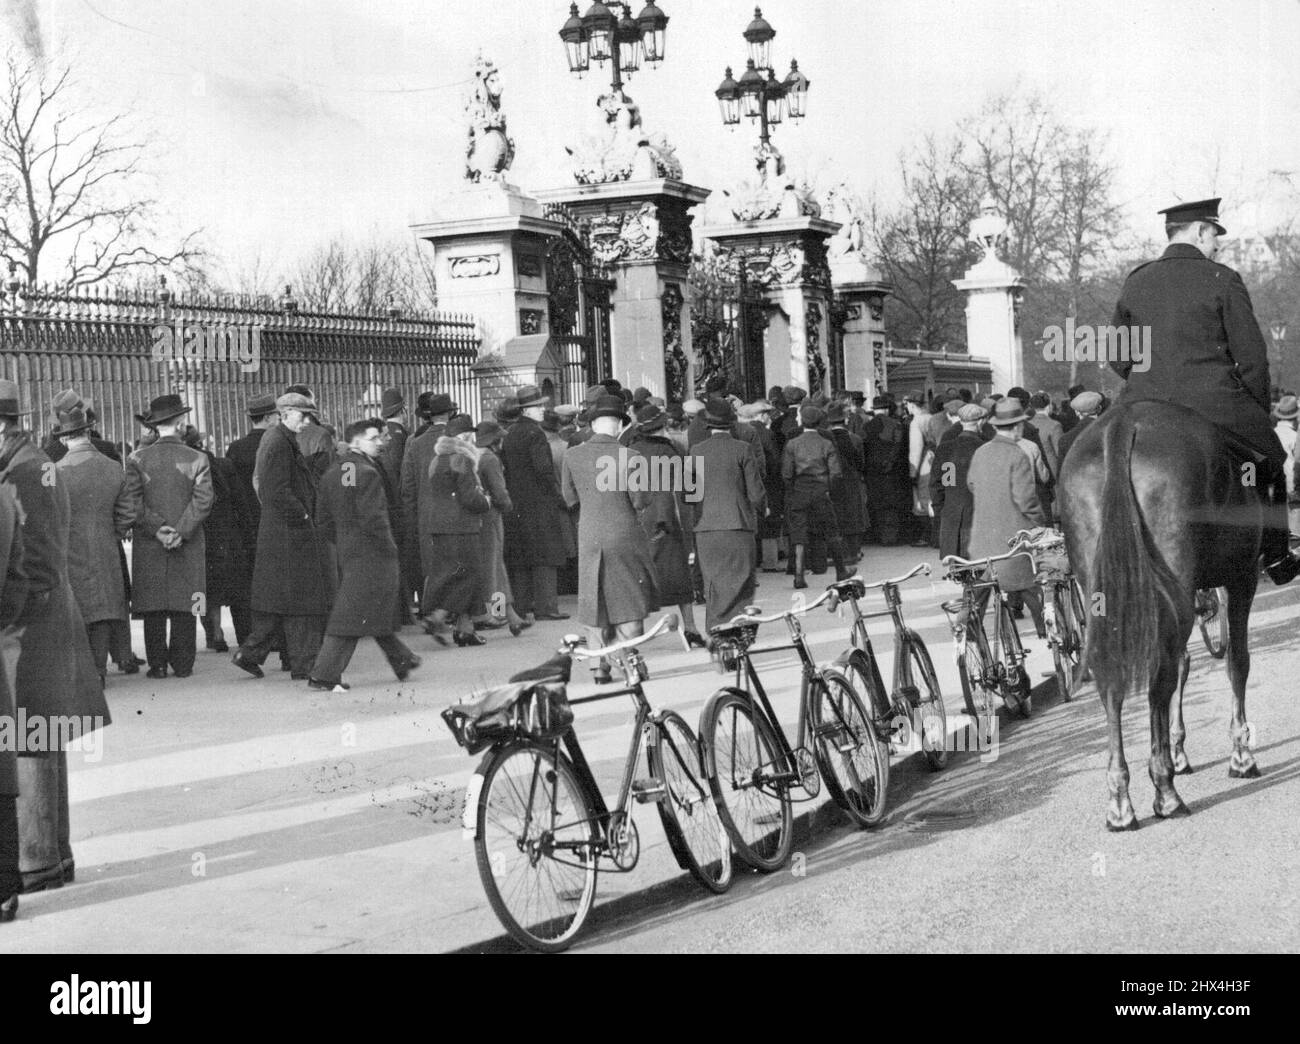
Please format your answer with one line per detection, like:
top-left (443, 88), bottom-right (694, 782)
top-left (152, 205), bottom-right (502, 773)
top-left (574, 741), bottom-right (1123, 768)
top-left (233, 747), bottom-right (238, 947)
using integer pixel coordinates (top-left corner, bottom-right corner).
top-left (631, 778), bottom-right (666, 804)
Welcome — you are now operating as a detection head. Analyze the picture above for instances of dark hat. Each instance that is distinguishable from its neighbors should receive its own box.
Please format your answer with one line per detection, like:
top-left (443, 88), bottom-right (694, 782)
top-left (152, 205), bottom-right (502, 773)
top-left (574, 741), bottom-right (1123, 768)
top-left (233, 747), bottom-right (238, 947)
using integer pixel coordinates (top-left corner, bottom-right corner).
top-left (247, 393), bottom-right (278, 419)
top-left (825, 401), bottom-right (846, 423)
top-left (445, 414), bottom-right (476, 437)
top-left (600, 377), bottom-right (623, 394)
top-left (782, 385), bottom-right (807, 404)
top-left (989, 399), bottom-right (1028, 426)
top-left (541, 410), bottom-right (562, 433)
top-left (585, 385), bottom-right (605, 406)
top-left (0, 379), bottom-right (29, 417)
top-left (1029, 392), bottom-right (1050, 409)
top-left (495, 397), bottom-right (522, 424)
top-left (51, 389), bottom-right (83, 415)
top-left (871, 395), bottom-right (891, 411)
top-left (1006, 386), bottom-right (1030, 405)
top-left (632, 386), bottom-right (653, 403)
top-left (704, 397), bottom-right (735, 429)
top-left (618, 387), bottom-right (634, 405)
top-left (590, 393), bottom-right (630, 424)
top-left (285, 384), bottom-right (314, 400)
top-left (1274, 395), bottom-right (1300, 421)
top-left (53, 403), bottom-right (93, 437)
top-left (904, 392), bottom-right (924, 405)
top-left (704, 375), bottom-right (727, 396)
top-left (421, 392), bottom-right (457, 417)
top-left (849, 391), bottom-right (865, 404)
top-left (800, 404), bottom-right (826, 428)
top-left (1067, 383), bottom-right (1085, 399)
top-left (635, 403), bottom-right (668, 432)
top-left (381, 388), bottom-right (405, 419)
top-left (136, 393), bottom-right (192, 427)
top-left (474, 420), bottom-right (506, 447)
top-left (515, 384), bottom-right (550, 409)
top-left (1159, 197), bottom-right (1225, 235)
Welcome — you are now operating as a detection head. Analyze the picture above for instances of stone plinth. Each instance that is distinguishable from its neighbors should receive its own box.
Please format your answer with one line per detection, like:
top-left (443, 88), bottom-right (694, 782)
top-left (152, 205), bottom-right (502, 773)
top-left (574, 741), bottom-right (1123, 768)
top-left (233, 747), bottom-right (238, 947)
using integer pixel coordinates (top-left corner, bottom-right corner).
top-left (411, 182), bottom-right (562, 357)
top-left (699, 215), bottom-right (840, 395)
top-left (831, 253), bottom-right (892, 401)
top-left (952, 256), bottom-right (1027, 394)
top-left (536, 179), bottom-right (709, 402)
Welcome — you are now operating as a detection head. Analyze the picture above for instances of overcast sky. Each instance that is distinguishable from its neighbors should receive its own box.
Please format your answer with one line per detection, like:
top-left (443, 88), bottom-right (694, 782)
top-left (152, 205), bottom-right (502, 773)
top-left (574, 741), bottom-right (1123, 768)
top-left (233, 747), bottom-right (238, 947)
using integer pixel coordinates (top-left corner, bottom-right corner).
top-left (5, 0), bottom-right (1300, 281)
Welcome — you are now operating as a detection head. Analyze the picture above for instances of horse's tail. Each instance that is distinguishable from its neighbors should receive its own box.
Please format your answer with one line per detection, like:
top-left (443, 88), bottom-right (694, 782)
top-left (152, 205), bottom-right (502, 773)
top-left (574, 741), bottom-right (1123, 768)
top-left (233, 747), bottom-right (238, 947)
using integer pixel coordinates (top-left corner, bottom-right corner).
top-left (1080, 412), bottom-right (1186, 698)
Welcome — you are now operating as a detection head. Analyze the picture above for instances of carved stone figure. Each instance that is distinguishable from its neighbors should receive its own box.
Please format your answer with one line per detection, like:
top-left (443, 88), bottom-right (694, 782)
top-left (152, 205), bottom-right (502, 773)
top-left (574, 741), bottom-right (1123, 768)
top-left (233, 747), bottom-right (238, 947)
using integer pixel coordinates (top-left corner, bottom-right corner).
top-left (566, 91), bottom-right (682, 185)
top-left (465, 53), bottom-right (515, 183)
top-left (723, 140), bottom-right (821, 221)
top-left (824, 183), bottom-right (865, 259)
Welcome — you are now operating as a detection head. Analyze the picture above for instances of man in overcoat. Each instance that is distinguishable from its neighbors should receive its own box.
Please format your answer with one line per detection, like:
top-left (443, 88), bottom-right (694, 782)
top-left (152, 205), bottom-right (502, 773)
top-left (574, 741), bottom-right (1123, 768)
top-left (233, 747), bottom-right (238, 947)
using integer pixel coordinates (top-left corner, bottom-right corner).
top-left (124, 396), bottom-right (214, 678)
top-left (1110, 196), bottom-right (1300, 582)
top-left (0, 481), bottom-right (27, 921)
top-left (310, 419), bottom-right (420, 691)
top-left (562, 395), bottom-right (658, 675)
top-left (862, 395), bottom-right (910, 545)
top-left (376, 388), bottom-right (418, 621)
top-left (399, 391), bottom-right (457, 613)
top-left (0, 378), bottom-right (107, 894)
top-left (930, 403), bottom-right (987, 559)
top-left (502, 385), bottom-right (572, 622)
top-left (233, 393), bottom-right (336, 680)
top-left (692, 399), bottom-right (766, 633)
top-left (54, 401), bottom-right (134, 681)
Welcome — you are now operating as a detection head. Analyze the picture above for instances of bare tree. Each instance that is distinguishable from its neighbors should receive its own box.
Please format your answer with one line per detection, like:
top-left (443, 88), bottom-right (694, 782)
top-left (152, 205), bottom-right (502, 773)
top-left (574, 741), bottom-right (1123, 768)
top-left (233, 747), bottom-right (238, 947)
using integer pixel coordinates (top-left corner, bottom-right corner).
top-left (289, 234), bottom-right (438, 315)
top-left (0, 50), bottom-right (201, 287)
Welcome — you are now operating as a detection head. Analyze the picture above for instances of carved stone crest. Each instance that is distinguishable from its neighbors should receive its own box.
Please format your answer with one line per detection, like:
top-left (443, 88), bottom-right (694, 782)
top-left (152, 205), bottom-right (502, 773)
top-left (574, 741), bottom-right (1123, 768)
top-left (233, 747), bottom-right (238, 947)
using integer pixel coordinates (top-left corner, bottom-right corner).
top-left (566, 90), bottom-right (683, 185)
top-left (450, 254), bottom-right (501, 279)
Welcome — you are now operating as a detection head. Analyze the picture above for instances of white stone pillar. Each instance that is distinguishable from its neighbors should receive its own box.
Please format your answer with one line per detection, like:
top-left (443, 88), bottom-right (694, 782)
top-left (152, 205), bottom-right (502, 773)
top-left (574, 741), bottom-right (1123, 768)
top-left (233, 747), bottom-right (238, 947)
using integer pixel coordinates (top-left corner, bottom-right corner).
top-left (951, 198), bottom-right (1027, 393)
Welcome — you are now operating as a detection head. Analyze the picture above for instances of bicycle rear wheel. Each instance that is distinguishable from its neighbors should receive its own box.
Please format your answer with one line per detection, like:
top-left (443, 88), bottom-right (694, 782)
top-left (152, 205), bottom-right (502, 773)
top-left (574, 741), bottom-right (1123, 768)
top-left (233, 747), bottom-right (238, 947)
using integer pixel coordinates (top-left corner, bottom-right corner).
top-left (998, 599), bottom-right (1032, 719)
top-left (1051, 583), bottom-right (1083, 700)
top-left (812, 668), bottom-right (889, 827)
top-left (902, 634), bottom-right (948, 770)
top-left (648, 711), bottom-right (733, 894)
top-left (474, 742), bottom-right (598, 953)
top-left (699, 688), bottom-right (793, 873)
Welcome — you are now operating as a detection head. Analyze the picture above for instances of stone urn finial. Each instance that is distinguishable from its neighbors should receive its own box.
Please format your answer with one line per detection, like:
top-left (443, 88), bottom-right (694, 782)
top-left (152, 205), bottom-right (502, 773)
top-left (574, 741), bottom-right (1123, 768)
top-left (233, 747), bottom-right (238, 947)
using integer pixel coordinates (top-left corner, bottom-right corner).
top-left (969, 195), bottom-right (1008, 263)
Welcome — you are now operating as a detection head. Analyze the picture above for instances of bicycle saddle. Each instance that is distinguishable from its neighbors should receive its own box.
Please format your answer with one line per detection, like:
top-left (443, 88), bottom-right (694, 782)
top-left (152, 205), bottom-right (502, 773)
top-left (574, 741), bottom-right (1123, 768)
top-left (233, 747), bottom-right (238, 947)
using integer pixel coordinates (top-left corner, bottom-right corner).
top-left (827, 577), bottom-right (866, 600)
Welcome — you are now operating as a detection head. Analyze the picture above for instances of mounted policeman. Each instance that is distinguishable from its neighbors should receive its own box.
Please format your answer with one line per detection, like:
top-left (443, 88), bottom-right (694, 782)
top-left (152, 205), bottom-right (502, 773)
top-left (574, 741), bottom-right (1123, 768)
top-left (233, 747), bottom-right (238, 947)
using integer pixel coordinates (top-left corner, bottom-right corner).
top-left (1109, 197), bottom-right (1300, 584)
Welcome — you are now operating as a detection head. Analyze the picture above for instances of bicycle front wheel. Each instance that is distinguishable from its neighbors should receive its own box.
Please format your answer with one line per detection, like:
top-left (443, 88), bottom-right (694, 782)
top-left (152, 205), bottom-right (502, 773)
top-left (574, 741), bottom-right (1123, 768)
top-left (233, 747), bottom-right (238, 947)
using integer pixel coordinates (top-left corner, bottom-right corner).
top-left (1051, 583), bottom-right (1083, 700)
top-left (648, 711), bottom-right (733, 895)
top-left (812, 669), bottom-right (889, 828)
top-left (699, 688), bottom-right (793, 873)
top-left (474, 742), bottom-right (598, 953)
top-left (903, 634), bottom-right (948, 770)
top-left (957, 625), bottom-right (997, 723)
top-left (998, 599), bottom-right (1032, 719)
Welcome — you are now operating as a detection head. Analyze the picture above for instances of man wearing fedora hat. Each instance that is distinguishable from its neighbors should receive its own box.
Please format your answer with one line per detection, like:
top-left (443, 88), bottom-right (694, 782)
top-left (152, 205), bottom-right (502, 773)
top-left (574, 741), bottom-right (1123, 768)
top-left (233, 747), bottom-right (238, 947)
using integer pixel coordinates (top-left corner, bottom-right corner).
top-left (562, 394), bottom-right (658, 672)
top-left (234, 392), bottom-right (337, 680)
top-left (502, 385), bottom-right (571, 622)
top-left (124, 394), bottom-right (214, 679)
top-left (862, 394), bottom-right (910, 545)
top-left (0, 377), bottom-right (107, 894)
top-left (53, 400), bottom-right (135, 682)
top-left (399, 391), bottom-right (458, 613)
top-left (966, 398), bottom-right (1049, 626)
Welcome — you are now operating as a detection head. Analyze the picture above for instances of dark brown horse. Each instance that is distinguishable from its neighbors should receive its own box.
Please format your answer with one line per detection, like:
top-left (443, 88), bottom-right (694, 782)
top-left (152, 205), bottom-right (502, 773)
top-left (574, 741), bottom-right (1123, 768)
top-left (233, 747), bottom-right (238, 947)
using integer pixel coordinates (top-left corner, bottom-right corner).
top-left (1059, 400), bottom-right (1262, 831)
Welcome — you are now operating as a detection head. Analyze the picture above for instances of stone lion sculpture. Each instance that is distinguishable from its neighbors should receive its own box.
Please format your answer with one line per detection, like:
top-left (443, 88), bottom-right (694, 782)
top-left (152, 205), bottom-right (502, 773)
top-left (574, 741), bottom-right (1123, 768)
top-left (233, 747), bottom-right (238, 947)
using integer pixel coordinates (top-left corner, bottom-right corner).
top-left (465, 53), bottom-right (515, 183)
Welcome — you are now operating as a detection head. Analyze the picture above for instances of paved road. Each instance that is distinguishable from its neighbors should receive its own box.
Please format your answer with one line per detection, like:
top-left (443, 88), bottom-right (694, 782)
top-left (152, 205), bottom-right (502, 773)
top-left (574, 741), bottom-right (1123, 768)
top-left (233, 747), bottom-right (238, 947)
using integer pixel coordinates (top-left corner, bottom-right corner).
top-left (2, 545), bottom-right (1297, 954)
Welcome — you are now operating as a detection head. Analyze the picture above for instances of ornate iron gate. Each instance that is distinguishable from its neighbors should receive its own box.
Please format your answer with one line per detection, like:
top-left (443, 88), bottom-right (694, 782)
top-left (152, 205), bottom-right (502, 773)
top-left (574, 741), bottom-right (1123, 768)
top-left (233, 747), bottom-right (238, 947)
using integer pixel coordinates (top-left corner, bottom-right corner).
top-left (543, 205), bottom-right (614, 405)
top-left (690, 253), bottom-right (766, 401)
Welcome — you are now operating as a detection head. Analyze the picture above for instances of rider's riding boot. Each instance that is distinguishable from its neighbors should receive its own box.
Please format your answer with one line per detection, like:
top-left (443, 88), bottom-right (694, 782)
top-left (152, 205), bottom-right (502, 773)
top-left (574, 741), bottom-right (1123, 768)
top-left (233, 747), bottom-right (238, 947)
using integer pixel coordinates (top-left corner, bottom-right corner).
top-left (1261, 464), bottom-right (1300, 585)
top-left (793, 545), bottom-right (808, 589)
top-left (828, 535), bottom-right (853, 582)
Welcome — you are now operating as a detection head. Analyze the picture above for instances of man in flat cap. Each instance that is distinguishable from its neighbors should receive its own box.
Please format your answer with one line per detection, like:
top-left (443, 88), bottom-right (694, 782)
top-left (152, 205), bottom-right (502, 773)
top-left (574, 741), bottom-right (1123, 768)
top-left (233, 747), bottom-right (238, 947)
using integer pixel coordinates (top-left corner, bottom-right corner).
top-left (1111, 197), bottom-right (1300, 582)
top-left (781, 403), bottom-right (852, 588)
top-left (1058, 390), bottom-right (1106, 465)
top-left (930, 402), bottom-right (988, 558)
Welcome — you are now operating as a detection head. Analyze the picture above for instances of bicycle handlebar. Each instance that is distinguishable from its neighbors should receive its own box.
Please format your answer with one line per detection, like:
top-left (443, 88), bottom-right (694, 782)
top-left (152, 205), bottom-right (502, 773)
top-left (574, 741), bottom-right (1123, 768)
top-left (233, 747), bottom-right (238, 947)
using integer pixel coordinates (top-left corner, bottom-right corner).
top-left (942, 547), bottom-right (1033, 572)
top-left (723, 605), bottom-right (791, 628)
top-left (566, 613), bottom-right (679, 660)
top-left (859, 561), bottom-right (931, 590)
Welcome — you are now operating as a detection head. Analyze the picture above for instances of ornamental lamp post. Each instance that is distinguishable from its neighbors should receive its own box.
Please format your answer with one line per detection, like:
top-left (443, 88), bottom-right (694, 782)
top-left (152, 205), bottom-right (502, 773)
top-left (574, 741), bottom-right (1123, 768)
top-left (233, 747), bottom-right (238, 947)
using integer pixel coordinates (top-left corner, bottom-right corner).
top-left (715, 7), bottom-right (809, 147)
top-left (558, 1), bottom-right (670, 91)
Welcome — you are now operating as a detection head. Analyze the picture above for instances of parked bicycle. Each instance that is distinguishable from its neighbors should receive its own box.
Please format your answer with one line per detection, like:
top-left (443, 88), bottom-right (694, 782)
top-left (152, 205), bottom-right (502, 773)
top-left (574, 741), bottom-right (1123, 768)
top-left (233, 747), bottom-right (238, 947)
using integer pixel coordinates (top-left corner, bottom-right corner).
top-left (699, 592), bottom-right (889, 873)
top-left (1010, 529), bottom-right (1087, 699)
top-left (941, 547), bottom-right (1036, 721)
top-left (824, 563), bottom-right (949, 794)
top-left (442, 613), bottom-right (731, 953)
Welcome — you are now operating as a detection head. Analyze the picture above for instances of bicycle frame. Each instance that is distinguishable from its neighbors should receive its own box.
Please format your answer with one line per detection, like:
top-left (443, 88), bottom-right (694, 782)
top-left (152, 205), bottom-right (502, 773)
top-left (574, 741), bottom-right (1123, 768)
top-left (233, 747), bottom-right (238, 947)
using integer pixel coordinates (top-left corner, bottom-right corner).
top-left (842, 583), bottom-right (918, 720)
top-left (947, 570), bottom-right (1025, 683)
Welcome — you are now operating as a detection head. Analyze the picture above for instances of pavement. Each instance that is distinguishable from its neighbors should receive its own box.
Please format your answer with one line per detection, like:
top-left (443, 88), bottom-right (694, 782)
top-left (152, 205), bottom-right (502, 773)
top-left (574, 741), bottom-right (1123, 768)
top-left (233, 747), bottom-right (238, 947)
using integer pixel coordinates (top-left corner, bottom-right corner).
top-left (2, 543), bottom-right (1299, 954)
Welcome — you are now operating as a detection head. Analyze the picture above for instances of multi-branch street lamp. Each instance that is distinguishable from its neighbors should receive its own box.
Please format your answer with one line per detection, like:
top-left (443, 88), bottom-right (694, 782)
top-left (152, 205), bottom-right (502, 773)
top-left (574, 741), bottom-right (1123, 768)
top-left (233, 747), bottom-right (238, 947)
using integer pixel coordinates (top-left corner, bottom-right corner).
top-left (714, 7), bottom-right (809, 146)
top-left (559, 1), bottom-right (669, 93)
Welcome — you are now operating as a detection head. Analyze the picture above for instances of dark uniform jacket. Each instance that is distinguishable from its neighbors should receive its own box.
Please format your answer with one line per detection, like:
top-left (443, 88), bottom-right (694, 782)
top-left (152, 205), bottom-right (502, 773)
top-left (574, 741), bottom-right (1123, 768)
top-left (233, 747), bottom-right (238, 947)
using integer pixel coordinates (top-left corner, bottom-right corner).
top-left (693, 432), bottom-right (765, 533)
top-left (1111, 241), bottom-right (1279, 464)
top-left (929, 429), bottom-right (984, 558)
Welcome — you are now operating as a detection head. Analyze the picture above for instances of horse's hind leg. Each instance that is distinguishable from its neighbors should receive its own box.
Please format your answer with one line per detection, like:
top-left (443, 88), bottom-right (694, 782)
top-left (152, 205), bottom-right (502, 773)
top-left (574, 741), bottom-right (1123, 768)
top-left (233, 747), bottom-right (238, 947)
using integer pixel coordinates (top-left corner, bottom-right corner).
top-left (1104, 687), bottom-right (1138, 830)
top-left (1171, 647), bottom-right (1193, 774)
top-left (1149, 652), bottom-right (1190, 818)
top-left (1224, 580), bottom-right (1260, 778)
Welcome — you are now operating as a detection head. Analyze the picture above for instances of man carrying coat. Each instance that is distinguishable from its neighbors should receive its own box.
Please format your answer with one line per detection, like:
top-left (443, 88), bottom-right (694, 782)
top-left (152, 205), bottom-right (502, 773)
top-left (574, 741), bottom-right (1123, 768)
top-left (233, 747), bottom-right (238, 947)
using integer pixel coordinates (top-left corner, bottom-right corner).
top-left (124, 395), bottom-right (214, 679)
top-left (54, 398), bottom-right (135, 682)
top-left (310, 419), bottom-right (420, 692)
top-left (233, 392), bottom-right (336, 680)
top-left (0, 378), bottom-right (107, 894)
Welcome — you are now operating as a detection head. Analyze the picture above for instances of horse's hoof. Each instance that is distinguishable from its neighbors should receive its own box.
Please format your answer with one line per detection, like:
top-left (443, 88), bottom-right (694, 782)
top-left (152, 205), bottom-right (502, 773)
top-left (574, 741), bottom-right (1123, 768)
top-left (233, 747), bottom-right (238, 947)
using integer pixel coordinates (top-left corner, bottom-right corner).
top-left (1229, 764), bottom-right (1262, 779)
top-left (1106, 815), bottom-right (1139, 832)
top-left (1155, 799), bottom-right (1190, 819)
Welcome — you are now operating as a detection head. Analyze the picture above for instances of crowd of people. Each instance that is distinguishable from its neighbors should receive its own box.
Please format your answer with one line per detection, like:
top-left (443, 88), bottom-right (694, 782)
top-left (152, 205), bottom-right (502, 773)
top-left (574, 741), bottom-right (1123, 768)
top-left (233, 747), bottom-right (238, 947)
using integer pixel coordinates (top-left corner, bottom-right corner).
top-left (0, 363), bottom-right (1119, 923)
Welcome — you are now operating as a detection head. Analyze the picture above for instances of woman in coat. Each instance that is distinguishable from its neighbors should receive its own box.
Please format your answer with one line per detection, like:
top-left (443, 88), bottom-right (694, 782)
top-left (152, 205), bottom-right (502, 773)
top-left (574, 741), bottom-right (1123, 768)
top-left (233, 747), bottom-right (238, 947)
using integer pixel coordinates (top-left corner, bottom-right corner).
top-left (423, 415), bottom-right (491, 646)
top-left (561, 396), bottom-right (658, 666)
top-left (629, 405), bottom-right (704, 647)
top-left (473, 421), bottom-right (529, 636)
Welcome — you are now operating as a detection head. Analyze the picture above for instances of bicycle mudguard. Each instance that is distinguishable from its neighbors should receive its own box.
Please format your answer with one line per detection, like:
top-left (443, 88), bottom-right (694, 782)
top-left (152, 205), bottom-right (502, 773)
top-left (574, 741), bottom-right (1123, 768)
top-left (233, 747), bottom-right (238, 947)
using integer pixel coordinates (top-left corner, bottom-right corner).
top-left (461, 742), bottom-right (583, 842)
